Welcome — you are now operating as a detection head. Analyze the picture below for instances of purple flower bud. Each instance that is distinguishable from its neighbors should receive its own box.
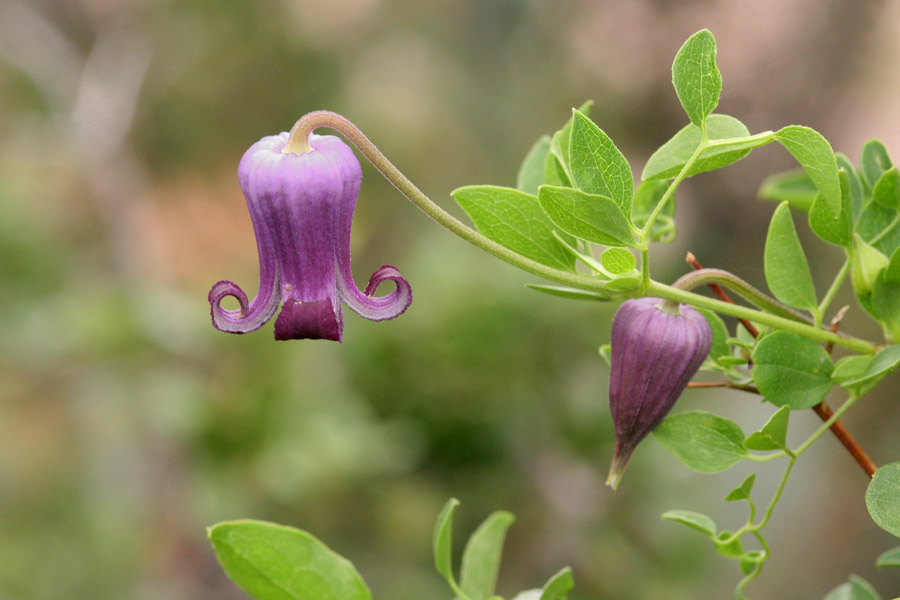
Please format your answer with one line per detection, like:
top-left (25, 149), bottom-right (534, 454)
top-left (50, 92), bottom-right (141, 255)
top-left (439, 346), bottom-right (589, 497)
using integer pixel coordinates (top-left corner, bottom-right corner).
top-left (209, 132), bottom-right (412, 341)
top-left (607, 297), bottom-right (712, 489)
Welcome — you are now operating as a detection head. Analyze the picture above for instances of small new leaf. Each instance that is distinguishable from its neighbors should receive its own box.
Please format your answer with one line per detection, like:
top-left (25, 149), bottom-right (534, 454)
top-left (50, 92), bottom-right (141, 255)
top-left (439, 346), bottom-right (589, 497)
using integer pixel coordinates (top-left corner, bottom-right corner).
top-left (460, 511), bottom-right (515, 600)
top-left (876, 545), bottom-right (900, 569)
top-left (861, 139), bottom-right (894, 189)
top-left (661, 510), bottom-right (717, 537)
top-left (823, 575), bottom-right (883, 600)
top-left (433, 498), bottom-right (461, 590)
top-left (725, 473), bottom-right (757, 502)
top-left (744, 406), bottom-right (791, 453)
top-left (672, 29), bottom-right (722, 127)
top-left (540, 567), bottom-right (575, 600)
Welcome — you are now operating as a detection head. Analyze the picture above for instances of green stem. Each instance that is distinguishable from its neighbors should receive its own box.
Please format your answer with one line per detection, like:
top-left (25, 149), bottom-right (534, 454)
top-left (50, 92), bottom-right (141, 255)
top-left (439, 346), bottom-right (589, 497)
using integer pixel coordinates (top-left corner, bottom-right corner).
top-left (287, 112), bottom-right (878, 355)
top-left (647, 281), bottom-right (875, 354)
top-left (817, 257), bottom-right (850, 324)
top-left (640, 144), bottom-right (705, 238)
top-left (793, 392), bottom-right (861, 457)
top-left (669, 268), bottom-right (812, 323)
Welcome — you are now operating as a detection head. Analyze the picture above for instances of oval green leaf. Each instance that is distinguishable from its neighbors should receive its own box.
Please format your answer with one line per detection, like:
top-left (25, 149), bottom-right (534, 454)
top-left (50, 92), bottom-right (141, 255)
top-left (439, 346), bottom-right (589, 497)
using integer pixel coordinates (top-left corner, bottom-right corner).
top-left (599, 247), bottom-right (636, 275)
top-left (823, 575), bottom-right (883, 600)
top-left (661, 509), bottom-right (717, 537)
top-left (776, 125), bottom-right (841, 215)
top-left (764, 202), bottom-right (818, 311)
top-left (758, 168), bottom-right (817, 213)
top-left (642, 114), bottom-right (769, 181)
top-left (568, 110), bottom-right (633, 217)
top-left (453, 185), bottom-right (577, 272)
top-left (653, 411), bottom-right (747, 473)
top-left (751, 331), bottom-right (834, 409)
top-left (672, 29), bottom-right (721, 127)
top-left (867, 462), bottom-right (900, 539)
top-left (876, 545), bottom-right (900, 568)
top-left (460, 511), bottom-right (515, 600)
top-left (208, 520), bottom-right (372, 600)
top-left (537, 185), bottom-right (636, 247)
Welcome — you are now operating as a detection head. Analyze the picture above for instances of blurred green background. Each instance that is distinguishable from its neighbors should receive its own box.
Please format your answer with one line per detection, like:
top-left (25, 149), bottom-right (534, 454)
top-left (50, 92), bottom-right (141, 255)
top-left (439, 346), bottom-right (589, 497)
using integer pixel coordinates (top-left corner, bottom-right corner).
top-left (2, 1), bottom-right (900, 598)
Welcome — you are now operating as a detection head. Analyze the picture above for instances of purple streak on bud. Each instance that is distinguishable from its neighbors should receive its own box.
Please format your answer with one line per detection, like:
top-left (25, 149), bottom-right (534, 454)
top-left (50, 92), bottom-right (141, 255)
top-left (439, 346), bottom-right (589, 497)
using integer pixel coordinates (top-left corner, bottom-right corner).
top-left (209, 132), bottom-right (412, 341)
top-left (606, 297), bottom-right (712, 489)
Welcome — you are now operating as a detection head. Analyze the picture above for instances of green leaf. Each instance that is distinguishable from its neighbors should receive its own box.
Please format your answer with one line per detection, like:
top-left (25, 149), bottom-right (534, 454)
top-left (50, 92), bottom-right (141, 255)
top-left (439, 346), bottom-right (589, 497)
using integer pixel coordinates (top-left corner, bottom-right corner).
top-left (751, 331), bottom-right (834, 409)
top-left (885, 245), bottom-right (900, 283)
top-left (544, 152), bottom-right (571, 188)
top-left (837, 153), bottom-right (866, 219)
top-left (525, 284), bottom-right (614, 302)
top-left (714, 532), bottom-right (744, 559)
top-left (433, 498), bottom-right (461, 589)
top-left (632, 180), bottom-right (676, 242)
top-left (861, 139), bottom-right (893, 190)
top-left (808, 169), bottom-right (853, 247)
top-left (661, 509), bottom-right (717, 537)
top-left (764, 202), bottom-right (818, 311)
top-left (871, 274), bottom-right (900, 342)
top-left (873, 167), bottom-right (900, 209)
top-left (208, 520), bottom-right (371, 600)
top-left (568, 110), bottom-right (634, 216)
top-left (604, 275), bottom-right (640, 292)
top-left (776, 126), bottom-right (841, 215)
top-left (511, 592), bottom-right (541, 600)
top-left (823, 575), bottom-right (883, 600)
top-left (537, 185), bottom-right (636, 247)
top-left (744, 406), bottom-right (791, 452)
top-left (867, 462), bottom-right (900, 539)
top-left (549, 100), bottom-right (594, 173)
top-left (725, 473), bottom-right (757, 502)
top-left (857, 199), bottom-right (900, 257)
top-left (759, 168), bottom-right (818, 213)
top-left (695, 307), bottom-right (730, 363)
top-left (599, 248), bottom-right (637, 275)
top-left (539, 567), bottom-right (575, 600)
top-left (453, 185), bottom-right (577, 272)
top-left (460, 511), bottom-right (515, 600)
top-left (517, 136), bottom-right (551, 195)
top-left (642, 114), bottom-right (769, 181)
top-left (653, 411), bottom-right (747, 473)
top-left (876, 545), bottom-right (900, 568)
top-left (831, 355), bottom-right (875, 395)
top-left (842, 344), bottom-right (900, 387)
top-left (671, 29), bottom-right (721, 127)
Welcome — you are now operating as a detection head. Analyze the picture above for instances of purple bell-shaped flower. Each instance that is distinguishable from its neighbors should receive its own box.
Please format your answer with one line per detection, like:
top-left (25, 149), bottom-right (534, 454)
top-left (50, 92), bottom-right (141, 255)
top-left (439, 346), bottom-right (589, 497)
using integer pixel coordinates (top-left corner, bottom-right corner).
top-left (209, 132), bottom-right (412, 341)
top-left (607, 297), bottom-right (712, 489)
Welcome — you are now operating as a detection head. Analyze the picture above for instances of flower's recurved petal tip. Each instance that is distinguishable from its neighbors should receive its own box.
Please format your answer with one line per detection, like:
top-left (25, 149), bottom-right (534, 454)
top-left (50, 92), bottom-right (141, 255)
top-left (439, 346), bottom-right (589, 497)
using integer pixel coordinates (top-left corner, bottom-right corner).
top-left (273, 299), bottom-right (343, 342)
top-left (209, 279), bottom-right (281, 334)
top-left (338, 264), bottom-right (412, 322)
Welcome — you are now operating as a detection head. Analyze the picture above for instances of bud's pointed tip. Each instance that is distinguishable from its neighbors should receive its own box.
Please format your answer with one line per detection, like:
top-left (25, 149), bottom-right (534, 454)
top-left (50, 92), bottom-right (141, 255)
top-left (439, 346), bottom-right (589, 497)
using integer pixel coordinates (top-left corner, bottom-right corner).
top-left (606, 454), bottom-right (630, 491)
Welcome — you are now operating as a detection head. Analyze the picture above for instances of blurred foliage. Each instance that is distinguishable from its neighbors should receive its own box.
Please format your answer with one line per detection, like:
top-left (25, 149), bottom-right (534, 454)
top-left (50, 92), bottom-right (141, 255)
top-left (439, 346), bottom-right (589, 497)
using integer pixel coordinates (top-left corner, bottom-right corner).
top-left (1, 1), bottom-right (900, 599)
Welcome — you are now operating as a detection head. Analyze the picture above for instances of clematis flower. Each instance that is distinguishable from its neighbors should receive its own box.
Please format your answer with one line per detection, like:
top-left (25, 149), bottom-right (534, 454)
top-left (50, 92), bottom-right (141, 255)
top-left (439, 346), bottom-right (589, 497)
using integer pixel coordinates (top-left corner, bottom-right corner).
top-left (209, 131), bottom-right (412, 341)
top-left (606, 297), bottom-right (712, 489)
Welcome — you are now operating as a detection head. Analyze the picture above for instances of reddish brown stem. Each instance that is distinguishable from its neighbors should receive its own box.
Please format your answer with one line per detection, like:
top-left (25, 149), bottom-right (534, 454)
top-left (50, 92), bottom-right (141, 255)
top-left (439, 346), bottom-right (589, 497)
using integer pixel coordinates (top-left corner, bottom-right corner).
top-left (686, 254), bottom-right (876, 478)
